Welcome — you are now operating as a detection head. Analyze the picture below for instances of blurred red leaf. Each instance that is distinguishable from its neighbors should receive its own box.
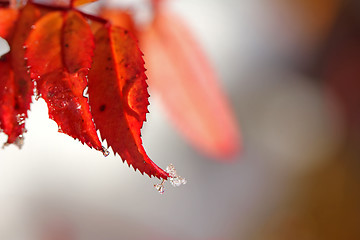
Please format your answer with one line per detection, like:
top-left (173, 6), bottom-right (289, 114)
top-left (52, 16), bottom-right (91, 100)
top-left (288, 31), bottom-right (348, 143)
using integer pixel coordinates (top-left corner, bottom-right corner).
top-left (139, 10), bottom-right (241, 159)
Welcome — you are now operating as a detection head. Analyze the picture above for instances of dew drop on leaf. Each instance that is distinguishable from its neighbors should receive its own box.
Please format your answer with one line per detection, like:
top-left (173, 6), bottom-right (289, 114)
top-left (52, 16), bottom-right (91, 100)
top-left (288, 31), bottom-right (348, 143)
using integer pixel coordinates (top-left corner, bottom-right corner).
top-left (16, 113), bottom-right (26, 125)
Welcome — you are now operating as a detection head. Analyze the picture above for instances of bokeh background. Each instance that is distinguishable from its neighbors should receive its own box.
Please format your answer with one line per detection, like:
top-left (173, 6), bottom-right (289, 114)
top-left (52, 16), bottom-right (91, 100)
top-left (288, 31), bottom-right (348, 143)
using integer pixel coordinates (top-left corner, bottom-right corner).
top-left (0, 0), bottom-right (360, 239)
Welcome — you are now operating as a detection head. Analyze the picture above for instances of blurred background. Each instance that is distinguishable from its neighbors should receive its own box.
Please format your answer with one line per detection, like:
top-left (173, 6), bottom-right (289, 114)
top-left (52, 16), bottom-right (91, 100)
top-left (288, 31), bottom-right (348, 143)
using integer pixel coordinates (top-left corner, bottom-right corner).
top-left (1, 0), bottom-right (360, 239)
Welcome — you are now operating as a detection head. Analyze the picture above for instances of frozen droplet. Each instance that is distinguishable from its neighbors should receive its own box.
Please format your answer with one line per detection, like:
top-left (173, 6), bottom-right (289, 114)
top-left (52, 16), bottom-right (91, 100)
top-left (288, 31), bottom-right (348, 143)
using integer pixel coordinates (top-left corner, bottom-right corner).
top-left (16, 113), bottom-right (26, 125)
top-left (154, 181), bottom-right (165, 194)
top-left (82, 86), bottom-right (89, 98)
top-left (154, 165), bottom-right (186, 194)
top-left (166, 164), bottom-right (186, 188)
top-left (166, 164), bottom-right (178, 177)
top-left (102, 146), bottom-right (110, 157)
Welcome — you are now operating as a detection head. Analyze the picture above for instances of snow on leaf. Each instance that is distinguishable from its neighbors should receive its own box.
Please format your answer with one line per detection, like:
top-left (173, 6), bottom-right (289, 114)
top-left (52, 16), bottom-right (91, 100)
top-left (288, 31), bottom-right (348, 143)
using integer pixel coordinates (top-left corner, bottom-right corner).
top-left (139, 10), bottom-right (241, 159)
top-left (25, 10), bottom-right (103, 151)
top-left (87, 24), bottom-right (169, 179)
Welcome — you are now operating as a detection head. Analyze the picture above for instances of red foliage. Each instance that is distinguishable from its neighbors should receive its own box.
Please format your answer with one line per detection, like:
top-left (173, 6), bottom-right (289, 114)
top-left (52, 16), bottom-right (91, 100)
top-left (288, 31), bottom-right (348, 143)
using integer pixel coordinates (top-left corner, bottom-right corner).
top-left (0, 0), bottom-right (241, 180)
top-left (0, 0), bottom-right (169, 179)
top-left (99, 5), bottom-right (241, 159)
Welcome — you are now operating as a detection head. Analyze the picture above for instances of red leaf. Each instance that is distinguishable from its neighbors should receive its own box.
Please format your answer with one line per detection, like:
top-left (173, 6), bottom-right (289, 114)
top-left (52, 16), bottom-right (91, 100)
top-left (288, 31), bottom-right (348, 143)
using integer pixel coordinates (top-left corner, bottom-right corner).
top-left (0, 8), bottom-right (18, 144)
top-left (0, 4), bottom-right (40, 145)
top-left (0, 60), bottom-right (19, 144)
top-left (139, 11), bottom-right (241, 159)
top-left (25, 10), bottom-right (103, 151)
top-left (88, 24), bottom-right (169, 179)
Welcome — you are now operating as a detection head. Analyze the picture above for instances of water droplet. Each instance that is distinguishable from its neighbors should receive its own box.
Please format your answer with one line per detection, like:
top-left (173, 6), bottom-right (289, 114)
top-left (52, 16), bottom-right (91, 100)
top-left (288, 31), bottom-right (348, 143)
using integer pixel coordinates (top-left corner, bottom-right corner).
top-left (102, 146), bottom-right (110, 157)
top-left (58, 126), bottom-right (63, 133)
top-left (82, 86), bottom-right (89, 98)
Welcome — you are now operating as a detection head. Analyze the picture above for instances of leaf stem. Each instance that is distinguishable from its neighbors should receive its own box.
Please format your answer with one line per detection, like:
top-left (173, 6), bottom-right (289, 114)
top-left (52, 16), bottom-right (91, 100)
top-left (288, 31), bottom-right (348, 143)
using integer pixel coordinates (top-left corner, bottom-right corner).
top-left (78, 11), bottom-right (108, 24)
top-left (30, 1), bottom-right (109, 24)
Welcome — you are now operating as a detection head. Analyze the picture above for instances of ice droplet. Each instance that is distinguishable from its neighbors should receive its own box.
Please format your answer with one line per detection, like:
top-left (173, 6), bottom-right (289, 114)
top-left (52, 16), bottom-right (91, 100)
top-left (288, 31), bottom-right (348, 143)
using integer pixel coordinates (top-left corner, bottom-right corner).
top-left (166, 164), bottom-right (187, 187)
top-left (102, 146), bottom-right (110, 157)
top-left (154, 164), bottom-right (186, 194)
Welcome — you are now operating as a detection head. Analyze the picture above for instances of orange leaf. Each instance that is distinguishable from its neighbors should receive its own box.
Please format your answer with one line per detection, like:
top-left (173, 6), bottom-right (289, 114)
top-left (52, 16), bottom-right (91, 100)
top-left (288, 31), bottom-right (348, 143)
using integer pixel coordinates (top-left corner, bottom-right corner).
top-left (72, 0), bottom-right (97, 7)
top-left (0, 8), bottom-right (18, 40)
top-left (97, 7), bottom-right (136, 34)
top-left (25, 10), bottom-right (103, 151)
top-left (88, 24), bottom-right (169, 179)
top-left (139, 11), bottom-right (241, 159)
